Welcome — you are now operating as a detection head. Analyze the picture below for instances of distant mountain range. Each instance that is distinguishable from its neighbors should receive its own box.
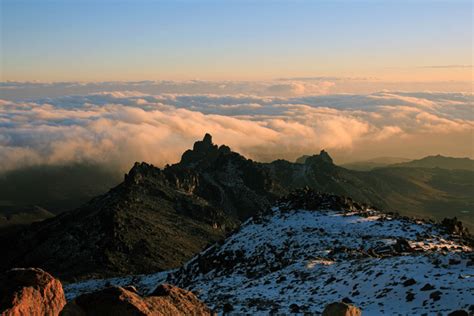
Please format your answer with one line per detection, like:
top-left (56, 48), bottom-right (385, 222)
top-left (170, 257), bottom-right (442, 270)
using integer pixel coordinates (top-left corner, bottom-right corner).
top-left (1, 134), bottom-right (472, 281)
top-left (0, 163), bottom-right (122, 214)
top-left (340, 157), bottom-right (411, 171)
top-left (390, 155), bottom-right (474, 171)
top-left (339, 155), bottom-right (474, 171)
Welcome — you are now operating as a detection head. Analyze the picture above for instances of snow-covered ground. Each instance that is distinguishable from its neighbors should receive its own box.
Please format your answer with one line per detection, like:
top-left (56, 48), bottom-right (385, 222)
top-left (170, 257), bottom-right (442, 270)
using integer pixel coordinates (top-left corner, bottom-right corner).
top-left (64, 205), bottom-right (473, 315)
top-left (63, 270), bottom-right (170, 301)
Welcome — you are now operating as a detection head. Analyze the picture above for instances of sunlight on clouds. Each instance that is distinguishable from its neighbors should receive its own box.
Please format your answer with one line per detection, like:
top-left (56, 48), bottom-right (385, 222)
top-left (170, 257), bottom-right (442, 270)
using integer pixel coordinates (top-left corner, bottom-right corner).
top-left (0, 90), bottom-right (472, 172)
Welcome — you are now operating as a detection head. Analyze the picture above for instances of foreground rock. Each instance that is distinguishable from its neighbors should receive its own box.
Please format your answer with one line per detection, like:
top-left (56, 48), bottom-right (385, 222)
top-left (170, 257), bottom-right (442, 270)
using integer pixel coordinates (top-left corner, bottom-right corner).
top-left (322, 302), bottom-right (362, 316)
top-left (0, 268), bottom-right (66, 316)
top-left (60, 284), bottom-right (212, 316)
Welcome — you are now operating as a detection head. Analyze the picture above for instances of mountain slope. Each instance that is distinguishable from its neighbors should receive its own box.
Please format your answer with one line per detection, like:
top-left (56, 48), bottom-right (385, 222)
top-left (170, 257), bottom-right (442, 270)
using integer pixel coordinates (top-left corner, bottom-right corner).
top-left (167, 190), bottom-right (473, 315)
top-left (0, 135), bottom-right (279, 281)
top-left (340, 157), bottom-right (411, 171)
top-left (0, 163), bottom-right (122, 215)
top-left (0, 163), bottom-right (234, 281)
top-left (270, 153), bottom-right (474, 229)
top-left (389, 155), bottom-right (474, 171)
top-left (63, 190), bottom-right (473, 314)
top-left (0, 206), bottom-right (54, 237)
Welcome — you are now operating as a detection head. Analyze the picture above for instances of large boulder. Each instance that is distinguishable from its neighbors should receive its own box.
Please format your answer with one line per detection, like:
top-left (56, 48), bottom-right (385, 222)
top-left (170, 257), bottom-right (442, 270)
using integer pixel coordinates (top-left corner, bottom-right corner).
top-left (0, 267), bottom-right (66, 316)
top-left (322, 301), bottom-right (362, 316)
top-left (60, 284), bottom-right (213, 316)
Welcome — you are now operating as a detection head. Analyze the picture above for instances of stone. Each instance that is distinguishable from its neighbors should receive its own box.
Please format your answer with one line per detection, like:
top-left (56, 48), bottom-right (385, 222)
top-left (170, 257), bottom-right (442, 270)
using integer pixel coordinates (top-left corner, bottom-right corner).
top-left (0, 268), bottom-right (66, 316)
top-left (60, 284), bottom-right (212, 316)
top-left (322, 302), bottom-right (362, 316)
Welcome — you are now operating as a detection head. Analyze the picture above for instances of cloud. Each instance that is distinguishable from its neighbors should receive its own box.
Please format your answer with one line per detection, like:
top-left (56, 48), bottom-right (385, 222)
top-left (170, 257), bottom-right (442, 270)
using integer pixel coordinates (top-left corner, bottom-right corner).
top-left (0, 91), bottom-right (472, 172)
top-left (416, 65), bottom-right (473, 69)
top-left (0, 80), bottom-right (337, 100)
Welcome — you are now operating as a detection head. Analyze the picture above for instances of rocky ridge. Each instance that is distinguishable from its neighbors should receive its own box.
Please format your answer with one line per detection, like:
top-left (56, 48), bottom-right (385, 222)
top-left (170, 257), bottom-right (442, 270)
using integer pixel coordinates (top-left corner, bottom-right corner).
top-left (63, 189), bottom-right (473, 314)
top-left (164, 189), bottom-right (473, 314)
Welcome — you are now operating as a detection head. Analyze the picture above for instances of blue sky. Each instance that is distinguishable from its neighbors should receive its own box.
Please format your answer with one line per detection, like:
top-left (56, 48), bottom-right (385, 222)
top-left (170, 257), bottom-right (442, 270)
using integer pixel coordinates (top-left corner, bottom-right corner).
top-left (1, 0), bottom-right (472, 81)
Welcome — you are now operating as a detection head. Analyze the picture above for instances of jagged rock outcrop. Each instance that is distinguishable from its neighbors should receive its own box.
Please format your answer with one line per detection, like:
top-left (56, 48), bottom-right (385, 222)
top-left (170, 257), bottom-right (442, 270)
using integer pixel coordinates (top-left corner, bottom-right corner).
top-left (0, 268), bottom-right (66, 316)
top-left (322, 302), bottom-right (362, 316)
top-left (60, 284), bottom-right (212, 316)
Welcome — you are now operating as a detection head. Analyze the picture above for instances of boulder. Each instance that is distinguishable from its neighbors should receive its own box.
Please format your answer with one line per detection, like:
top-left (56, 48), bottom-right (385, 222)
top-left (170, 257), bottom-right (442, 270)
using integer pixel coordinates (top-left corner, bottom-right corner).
top-left (0, 267), bottom-right (66, 316)
top-left (441, 218), bottom-right (469, 236)
top-left (322, 301), bottom-right (362, 316)
top-left (60, 284), bottom-right (212, 316)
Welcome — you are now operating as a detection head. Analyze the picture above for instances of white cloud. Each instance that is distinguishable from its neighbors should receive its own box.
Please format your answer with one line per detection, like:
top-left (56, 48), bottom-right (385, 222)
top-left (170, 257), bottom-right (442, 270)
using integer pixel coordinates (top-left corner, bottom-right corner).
top-left (0, 90), bottom-right (472, 172)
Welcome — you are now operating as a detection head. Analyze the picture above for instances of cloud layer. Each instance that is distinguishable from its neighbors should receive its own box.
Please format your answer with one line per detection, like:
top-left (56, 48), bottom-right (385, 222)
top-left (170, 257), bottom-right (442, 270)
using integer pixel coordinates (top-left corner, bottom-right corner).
top-left (0, 90), bottom-right (472, 172)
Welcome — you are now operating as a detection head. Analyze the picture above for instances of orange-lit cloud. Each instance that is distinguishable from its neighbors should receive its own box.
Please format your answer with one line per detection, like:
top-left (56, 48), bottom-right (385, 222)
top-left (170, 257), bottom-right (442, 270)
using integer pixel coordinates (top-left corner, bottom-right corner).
top-left (0, 89), bottom-right (472, 172)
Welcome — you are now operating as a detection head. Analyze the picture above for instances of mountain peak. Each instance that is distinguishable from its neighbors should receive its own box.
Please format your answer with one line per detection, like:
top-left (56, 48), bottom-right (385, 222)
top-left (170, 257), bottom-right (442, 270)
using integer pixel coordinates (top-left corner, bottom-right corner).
top-left (179, 133), bottom-right (221, 166)
top-left (300, 150), bottom-right (334, 166)
top-left (193, 133), bottom-right (214, 151)
top-left (203, 133), bottom-right (212, 144)
top-left (318, 149), bottom-right (333, 164)
top-left (295, 150), bottom-right (334, 165)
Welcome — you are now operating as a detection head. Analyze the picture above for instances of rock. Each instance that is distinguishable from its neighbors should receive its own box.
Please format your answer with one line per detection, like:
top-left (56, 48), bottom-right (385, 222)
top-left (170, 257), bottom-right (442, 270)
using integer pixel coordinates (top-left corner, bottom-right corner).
top-left (441, 218), bottom-right (469, 236)
top-left (420, 283), bottom-right (435, 291)
top-left (289, 303), bottom-right (300, 313)
top-left (0, 268), bottom-right (66, 316)
top-left (222, 302), bottom-right (234, 314)
top-left (429, 290), bottom-right (442, 301)
top-left (394, 238), bottom-right (414, 253)
top-left (402, 278), bottom-right (416, 287)
top-left (448, 258), bottom-right (461, 265)
top-left (60, 284), bottom-right (212, 316)
top-left (322, 302), bottom-right (362, 316)
top-left (447, 310), bottom-right (468, 316)
top-left (341, 297), bottom-right (353, 304)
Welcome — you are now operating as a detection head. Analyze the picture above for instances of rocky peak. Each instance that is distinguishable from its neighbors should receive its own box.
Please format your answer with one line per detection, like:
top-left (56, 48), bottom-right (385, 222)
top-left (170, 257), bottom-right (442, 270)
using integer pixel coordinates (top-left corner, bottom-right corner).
top-left (124, 162), bottom-right (163, 186)
top-left (194, 133), bottom-right (215, 152)
top-left (180, 133), bottom-right (219, 166)
top-left (304, 149), bottom-right (334, 166)
top-left (179, 133), bottom-right (236, 169)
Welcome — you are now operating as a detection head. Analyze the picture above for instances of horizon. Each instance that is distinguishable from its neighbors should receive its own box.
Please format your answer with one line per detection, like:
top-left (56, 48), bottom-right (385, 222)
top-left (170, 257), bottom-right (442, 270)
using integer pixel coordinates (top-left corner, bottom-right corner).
top-left (1, 0), bottom-right (473, 172)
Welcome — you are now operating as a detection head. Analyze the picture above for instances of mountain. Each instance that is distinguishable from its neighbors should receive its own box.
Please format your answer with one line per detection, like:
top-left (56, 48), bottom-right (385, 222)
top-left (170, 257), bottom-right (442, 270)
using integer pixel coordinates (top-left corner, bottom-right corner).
top-left (389, 155), bottom-right (474, 171)
top-left (63, 189), bottom-right (474, 315)
top-left (167, 189), bottom-right (473, 314)
top-left (340, 157), bottom-right (411, 171)
top-left (1, 134), bottom-right (473, 281)
top-left (0, 134), bottom-right (282, 281)
top-left (0, 206), bottom-right (54, 237)
top-left (0, 163), bottom-right (123, 215)
top-left (274, 153), bottom-right (474, 230)
top-left (0, 162), bottom-right (234, 281)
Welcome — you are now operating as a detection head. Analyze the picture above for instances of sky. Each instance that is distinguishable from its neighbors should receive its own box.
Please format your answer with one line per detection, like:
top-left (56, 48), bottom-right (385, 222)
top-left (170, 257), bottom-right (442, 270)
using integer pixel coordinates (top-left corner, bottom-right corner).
top-left (0, 0), bottom-right (472, 171)
top-left (1, 0), bottom-right (473, 82)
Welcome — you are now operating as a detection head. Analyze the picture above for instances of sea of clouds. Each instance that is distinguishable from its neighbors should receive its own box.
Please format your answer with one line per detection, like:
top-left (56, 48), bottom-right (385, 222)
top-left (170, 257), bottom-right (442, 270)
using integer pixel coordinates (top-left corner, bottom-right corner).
top-left (0, 80), bottom-right (472, 172)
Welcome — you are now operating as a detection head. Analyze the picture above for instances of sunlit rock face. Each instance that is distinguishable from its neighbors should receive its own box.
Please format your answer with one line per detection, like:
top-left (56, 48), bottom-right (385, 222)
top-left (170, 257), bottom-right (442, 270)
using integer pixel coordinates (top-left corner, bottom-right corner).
top-left (60, 284), bottom-right (212, 316)
top-left (0, 268), bottom-right (66, 316)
